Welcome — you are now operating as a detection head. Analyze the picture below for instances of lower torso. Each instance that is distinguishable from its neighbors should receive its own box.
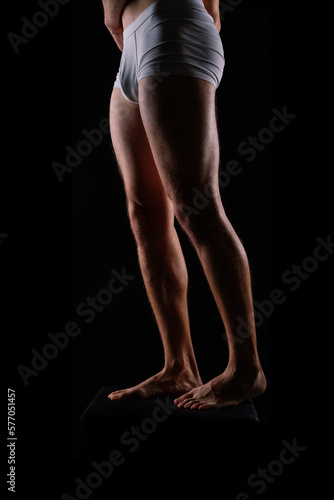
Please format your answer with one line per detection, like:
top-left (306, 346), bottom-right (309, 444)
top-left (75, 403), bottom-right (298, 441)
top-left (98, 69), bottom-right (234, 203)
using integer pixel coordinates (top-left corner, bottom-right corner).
top-left (122, 0), bottom-right (207, 29)
top-left (122, 0), bottom-right (158, 30)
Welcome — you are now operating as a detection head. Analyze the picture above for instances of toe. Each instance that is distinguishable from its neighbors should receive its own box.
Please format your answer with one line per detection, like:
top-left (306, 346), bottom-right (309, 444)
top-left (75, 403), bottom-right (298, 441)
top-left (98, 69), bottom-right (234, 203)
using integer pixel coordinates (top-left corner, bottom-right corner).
top-left (108, 390), bottom-right (126, 400)
top-left (198, 403), bottom-right (215, 410)
top-left (174, 391), bottom-right (193, 407)
top-left (180, 397), bottom-right (203, 409)
top-left (176, 400), bottom-right (186, 408)
top-left (190, 402), bottom-right (202, 410)
top-left (177, 398), bottom-right (192, 408)
top-left (183, 399), bottom-right (197, 409)
top-left (174, 391), bottom-right (193, 405)
top-left (108, 393), bottom-right (121, 400)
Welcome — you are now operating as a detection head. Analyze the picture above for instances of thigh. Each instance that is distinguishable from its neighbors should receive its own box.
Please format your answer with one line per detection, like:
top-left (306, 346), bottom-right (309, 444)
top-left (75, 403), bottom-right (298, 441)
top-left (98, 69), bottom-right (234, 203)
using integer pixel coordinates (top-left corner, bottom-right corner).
top-left (109, 87), bottom-right (170, 211)
top-left (138, 76), bottom-right (221, 206)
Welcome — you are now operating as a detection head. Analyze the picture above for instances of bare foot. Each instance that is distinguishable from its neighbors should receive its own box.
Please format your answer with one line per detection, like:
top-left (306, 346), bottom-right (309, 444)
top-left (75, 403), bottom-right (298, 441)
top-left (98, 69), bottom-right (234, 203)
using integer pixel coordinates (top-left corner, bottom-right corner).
top-left (174, 364), bottom-right (266, 410)
top-left (108, 366), bottom-right (202, 401)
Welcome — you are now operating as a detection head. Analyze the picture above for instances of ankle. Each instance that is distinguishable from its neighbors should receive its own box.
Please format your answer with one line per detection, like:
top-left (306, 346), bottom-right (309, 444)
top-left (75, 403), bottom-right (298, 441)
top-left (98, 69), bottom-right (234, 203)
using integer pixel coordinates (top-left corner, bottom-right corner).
top-left (227, 356), bottom-right (263, 379)
top-left (164, 356), bottom-right (200, 378)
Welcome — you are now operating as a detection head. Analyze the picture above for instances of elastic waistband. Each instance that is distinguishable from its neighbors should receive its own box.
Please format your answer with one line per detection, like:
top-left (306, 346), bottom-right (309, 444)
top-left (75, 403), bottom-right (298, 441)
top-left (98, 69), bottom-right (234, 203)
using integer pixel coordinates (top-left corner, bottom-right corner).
top-left (123, 0), bottom-right (206, 40)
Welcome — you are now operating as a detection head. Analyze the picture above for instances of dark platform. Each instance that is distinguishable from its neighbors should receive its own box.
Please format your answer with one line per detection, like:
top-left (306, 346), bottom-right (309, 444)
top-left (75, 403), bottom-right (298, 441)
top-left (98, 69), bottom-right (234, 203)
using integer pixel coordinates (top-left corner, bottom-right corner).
top-left (76, 387), bottom-right (269, 499)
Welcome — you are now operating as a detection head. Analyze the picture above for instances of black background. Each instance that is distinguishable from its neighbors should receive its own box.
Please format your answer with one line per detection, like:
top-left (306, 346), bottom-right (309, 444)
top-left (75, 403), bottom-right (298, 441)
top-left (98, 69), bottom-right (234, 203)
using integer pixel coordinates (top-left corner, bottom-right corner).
top-left (3, 0), bottom-right (331, 498)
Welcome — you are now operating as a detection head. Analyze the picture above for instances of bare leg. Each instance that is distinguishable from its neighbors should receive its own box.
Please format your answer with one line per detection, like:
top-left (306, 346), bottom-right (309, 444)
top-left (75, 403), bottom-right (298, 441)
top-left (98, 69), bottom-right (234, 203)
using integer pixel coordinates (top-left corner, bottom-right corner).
top-left (108, 89), bottom-right (202, 400)
top-left (138, 76), bottom-right (266, 409)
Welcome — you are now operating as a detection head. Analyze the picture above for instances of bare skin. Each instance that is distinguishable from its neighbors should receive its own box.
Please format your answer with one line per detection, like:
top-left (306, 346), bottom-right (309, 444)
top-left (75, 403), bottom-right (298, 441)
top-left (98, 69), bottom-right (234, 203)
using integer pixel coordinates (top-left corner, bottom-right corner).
top-left (104, 0), bottom-right (266, 409)
top-left (109, 367), bottom-right (202, 400)
top-left (174, 364), bottom-right (266, 410)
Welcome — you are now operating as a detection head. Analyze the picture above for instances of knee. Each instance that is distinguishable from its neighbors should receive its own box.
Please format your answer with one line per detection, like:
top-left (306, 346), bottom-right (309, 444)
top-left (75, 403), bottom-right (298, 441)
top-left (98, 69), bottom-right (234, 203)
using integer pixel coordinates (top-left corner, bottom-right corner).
top-left (127, 199), bottom-right (172, 244)
top-left (127, 200), bottom-right (149, 243)
top-left (174, 195), bottom-right (245, 252)
top-left (173, 203), bottom-right (197, 236)
top-left (173, 189), bottom-right (221, 239)
top-left (168, 176), bottom-right (220, 229)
